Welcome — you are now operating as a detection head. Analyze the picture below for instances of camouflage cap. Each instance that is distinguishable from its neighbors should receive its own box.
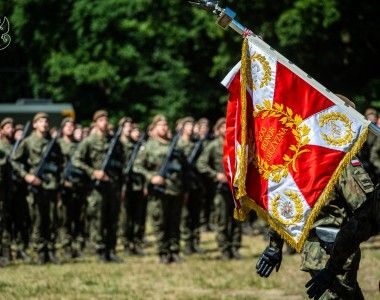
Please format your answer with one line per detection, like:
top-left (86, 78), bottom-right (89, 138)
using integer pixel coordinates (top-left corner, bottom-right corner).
top-left (93, 110), bottom-right (108, 122)
top-left (214, 117), bottom-right (226, 130)
top-left (118, 116), bottom-right (133, 127)
top-left (181, 116), bottom-right (194, 125)
top-left (0, 117), bottom-right (14, 128)
top-left (33, 112), bottom-right (49, 122)
top-left (61, 117), bottom-right (75, 127)
top-left (151, 114), bottom-right (167, 128)
top-left (196, 118), bottom-right (209, 126)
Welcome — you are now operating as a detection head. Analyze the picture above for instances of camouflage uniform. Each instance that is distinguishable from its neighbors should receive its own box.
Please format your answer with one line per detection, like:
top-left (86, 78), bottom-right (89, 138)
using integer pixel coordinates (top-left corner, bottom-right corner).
top-left (270, 159), bottom-right (374, 299)
top-left (325, 184), bottom-right (379, 276)
top-left (0, 138), bottom-right (13, 260)
top-left (134, 137), bottom-right (187, 260)
top-left (58, 137), bottom-right (87, 256)
top-left (121, 137), bottom-right (147, 254)
top-left (197, 136), bottom-right (242, 257)
top-left (177, 137), bottom-right (203, 253)
top-left (11, 131), bottom-right (63, 258)
top-left (72, 132), bottom-right (124, 256)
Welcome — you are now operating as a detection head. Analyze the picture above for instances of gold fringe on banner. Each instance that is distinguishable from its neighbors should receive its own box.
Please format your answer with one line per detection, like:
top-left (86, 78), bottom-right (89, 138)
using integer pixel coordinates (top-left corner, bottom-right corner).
top-left (233, 37), bottom-right (370, 252)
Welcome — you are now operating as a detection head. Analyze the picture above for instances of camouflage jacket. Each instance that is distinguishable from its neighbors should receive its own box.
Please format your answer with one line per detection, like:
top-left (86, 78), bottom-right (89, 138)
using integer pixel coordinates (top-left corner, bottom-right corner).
top-left (121, 137), bottom-right (145, 191)
top-left (11, 131), bottom-right (63, 190)
top-left (370, 136), bottom-right (380, 183)
top-left (177, 137), bottom-right (201, 191)
top-left (133, 137), bottom-right (187, 196)
top-left (196, 136), bottom-right (225, 181)
top-left (72, 132), bottom-right (125, 185)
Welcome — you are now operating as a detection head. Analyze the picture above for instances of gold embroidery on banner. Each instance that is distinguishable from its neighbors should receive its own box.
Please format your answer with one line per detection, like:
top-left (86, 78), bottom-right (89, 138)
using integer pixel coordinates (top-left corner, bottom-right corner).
top-left (254, 100), bottom-right (311, 183)
top-left (250, 53), bottom-right (271, 90)
top-left (319, 112), bottom-right (354, 147)
top-left (271, 191), bottom-right (304, 226)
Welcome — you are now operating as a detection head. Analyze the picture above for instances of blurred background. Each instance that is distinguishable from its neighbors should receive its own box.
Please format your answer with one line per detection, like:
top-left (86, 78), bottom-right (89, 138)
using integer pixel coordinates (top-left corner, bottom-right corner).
top-left (0, 0), bottom-right (379, 124)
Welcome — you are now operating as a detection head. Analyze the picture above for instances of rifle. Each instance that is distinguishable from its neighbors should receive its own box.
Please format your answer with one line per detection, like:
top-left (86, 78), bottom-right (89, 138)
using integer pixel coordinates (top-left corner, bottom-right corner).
top-left (150, 127), bottom-right (183, 195)
top-left (29, 129), bottom-right (61, 193)
top-left (62, 143), bottom-right (85, 184)
top-left (124, 132), bottom-right (148, 187)
top-left (94, 126), bottom-right (123, 187)
top-left (187, 138), bottom-right (204, 167)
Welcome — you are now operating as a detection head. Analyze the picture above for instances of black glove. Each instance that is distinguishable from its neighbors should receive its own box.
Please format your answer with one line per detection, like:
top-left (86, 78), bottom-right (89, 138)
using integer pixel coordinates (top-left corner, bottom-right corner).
top-left (256, 246), bottom-right (282, 277)
top-left (305, 267), bottom-right (335, 299)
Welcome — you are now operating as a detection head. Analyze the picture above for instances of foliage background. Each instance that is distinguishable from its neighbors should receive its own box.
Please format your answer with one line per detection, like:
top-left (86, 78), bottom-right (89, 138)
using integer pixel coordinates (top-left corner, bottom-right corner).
top-left (1, 0), bottom-right (379, 125)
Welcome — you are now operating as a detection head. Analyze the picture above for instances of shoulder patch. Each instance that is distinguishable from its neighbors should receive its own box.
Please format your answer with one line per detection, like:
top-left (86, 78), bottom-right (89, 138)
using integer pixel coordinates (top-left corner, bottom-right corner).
top-left (351, 158), bottom-right (361, 167)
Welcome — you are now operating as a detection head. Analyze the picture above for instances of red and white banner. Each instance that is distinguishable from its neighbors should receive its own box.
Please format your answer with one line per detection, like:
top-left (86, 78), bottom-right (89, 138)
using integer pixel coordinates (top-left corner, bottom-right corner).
top-left (222, 37), bottom-right (370, 251)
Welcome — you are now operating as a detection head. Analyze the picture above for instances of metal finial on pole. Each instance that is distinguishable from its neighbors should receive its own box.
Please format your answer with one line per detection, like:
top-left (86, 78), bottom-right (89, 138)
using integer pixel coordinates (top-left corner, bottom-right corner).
top-left (188, 1), bottom-right (248, 35)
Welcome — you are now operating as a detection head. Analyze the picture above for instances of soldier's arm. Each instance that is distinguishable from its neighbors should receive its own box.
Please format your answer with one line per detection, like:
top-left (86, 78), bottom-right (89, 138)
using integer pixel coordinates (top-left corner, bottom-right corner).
top-left (327, 194), bottom-right (379, 274)
top-left (10, 139), bottom-right (28, 179)
top-left (327, 161), bottom-right (375, 273)
top-left (72, 140), bottom-right (94, 178)
top-left (196, 143), bottom-right (217, 180)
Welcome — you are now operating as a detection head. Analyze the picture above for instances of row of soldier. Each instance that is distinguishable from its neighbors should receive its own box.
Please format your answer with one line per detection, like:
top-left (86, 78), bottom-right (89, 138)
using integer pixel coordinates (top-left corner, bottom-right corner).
top-left (0, 110), bottom-right (241, 265)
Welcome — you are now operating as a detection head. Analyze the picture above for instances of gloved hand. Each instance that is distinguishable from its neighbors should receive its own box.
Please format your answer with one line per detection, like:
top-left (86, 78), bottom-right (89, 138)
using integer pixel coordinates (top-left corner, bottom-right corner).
top-left (256, 246), bottom-right (282, 277)
top-left (305, 267), bottom-right (335, 299)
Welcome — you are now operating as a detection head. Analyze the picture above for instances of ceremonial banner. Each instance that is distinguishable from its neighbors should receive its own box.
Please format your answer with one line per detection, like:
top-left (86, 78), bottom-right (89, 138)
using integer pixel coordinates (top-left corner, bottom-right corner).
top-left (222, 37), bottom-right (370, 251)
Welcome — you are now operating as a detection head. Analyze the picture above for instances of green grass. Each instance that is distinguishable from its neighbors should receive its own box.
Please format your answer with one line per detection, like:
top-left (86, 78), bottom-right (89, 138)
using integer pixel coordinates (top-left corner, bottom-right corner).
top-left (0, 232), bottom-right (379, 299)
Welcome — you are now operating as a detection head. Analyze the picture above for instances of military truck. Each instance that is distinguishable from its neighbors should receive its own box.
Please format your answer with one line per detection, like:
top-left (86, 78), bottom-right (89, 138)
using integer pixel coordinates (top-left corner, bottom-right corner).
top-left (0, 98), bottom-right (75, 127)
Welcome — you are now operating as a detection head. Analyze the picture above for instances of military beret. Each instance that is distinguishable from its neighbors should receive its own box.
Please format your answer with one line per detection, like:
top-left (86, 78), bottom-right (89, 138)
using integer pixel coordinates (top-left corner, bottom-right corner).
top-left (33, 112), bottom-right (49, 122)
top-left (118, 116), bottom-right (133, 127)
top-left (93, 110), bottom-right (108, 122)
top-left (151, 114), bottom-right (167, 127)
top-left (214, 117), bottom-right (226, 130)
top-left (0, 117), bottom-right (14, 128)
top-left (61, 117), bottom-right (75, 127)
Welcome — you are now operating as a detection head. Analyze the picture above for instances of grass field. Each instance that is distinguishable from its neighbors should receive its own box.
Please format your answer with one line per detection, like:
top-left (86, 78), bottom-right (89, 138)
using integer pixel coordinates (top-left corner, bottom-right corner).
top-left (0, 231), bottom-right (379, 300)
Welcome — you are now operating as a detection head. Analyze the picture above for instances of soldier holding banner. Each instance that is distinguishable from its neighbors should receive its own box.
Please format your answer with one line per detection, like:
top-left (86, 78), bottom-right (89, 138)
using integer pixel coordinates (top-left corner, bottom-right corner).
top-left (256, 159), bottom-right (374, 299)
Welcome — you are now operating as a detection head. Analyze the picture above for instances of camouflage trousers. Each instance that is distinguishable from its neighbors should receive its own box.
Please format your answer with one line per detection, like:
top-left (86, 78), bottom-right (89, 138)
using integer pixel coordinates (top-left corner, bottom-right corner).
top-left (123, 190), bottom-right (147, 248)
top-left (181, 189), bottom-right (202, 246)
top-left (10, 183), bottom-right (31, 251)
top-left (214, 191), bottom-right (242, 253)
top-left (29, 189), bottom-right (58, 253)
top-left (60, 187), bottom-right (87, 252)
top-left (150, 194), bottom-right (183, 255)
top-left (301, 239), bottom-right (364, 300)
top-left (0, 186), bottom-right (12, 256)
top-left (87, 183), bottom-right (120, 252)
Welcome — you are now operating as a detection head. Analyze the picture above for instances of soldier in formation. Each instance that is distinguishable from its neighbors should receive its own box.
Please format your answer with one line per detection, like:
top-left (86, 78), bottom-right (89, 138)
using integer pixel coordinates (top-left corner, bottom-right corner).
top-left (197, 117), bottom-right (242, 260)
